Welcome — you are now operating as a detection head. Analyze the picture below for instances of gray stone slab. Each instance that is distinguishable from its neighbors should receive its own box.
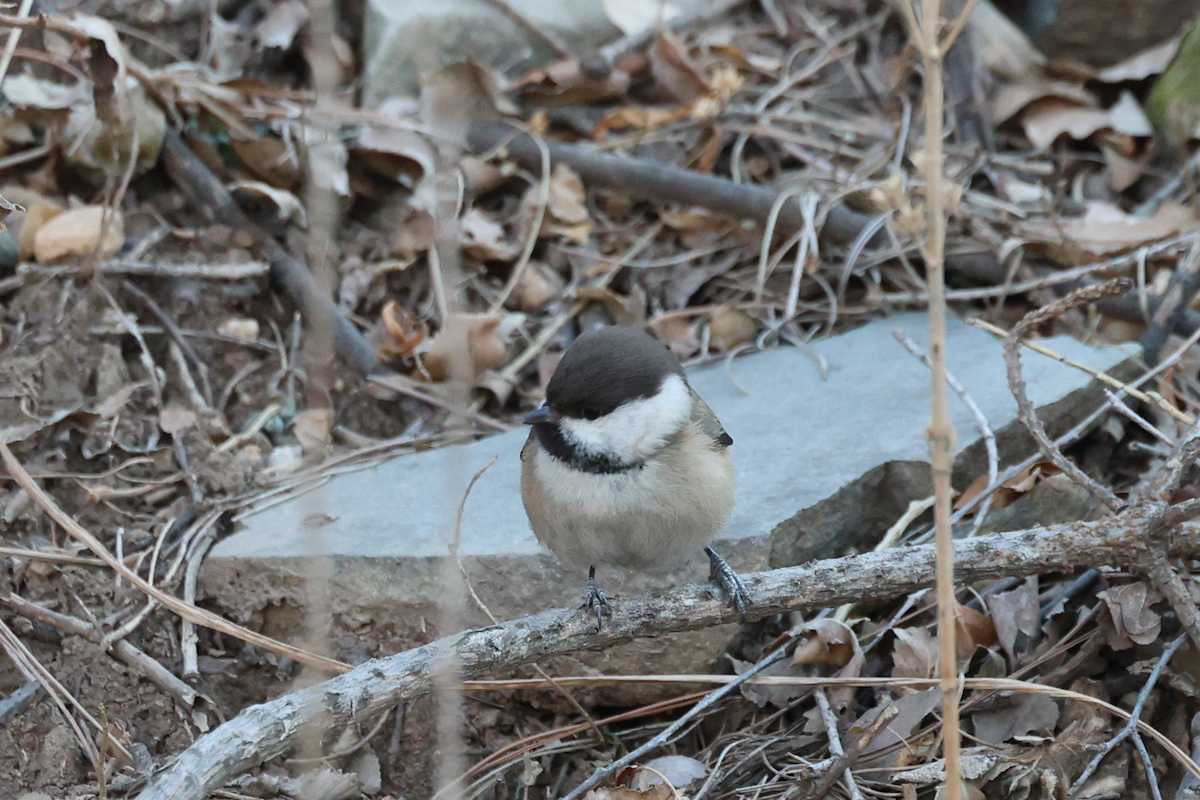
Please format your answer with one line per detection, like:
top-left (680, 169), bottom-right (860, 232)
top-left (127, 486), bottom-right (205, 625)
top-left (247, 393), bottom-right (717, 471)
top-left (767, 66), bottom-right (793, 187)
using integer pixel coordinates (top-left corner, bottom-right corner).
top-left (362, 0), bottom-right (708, 107)
top-left (201, 313), bottom-right (1131, 695)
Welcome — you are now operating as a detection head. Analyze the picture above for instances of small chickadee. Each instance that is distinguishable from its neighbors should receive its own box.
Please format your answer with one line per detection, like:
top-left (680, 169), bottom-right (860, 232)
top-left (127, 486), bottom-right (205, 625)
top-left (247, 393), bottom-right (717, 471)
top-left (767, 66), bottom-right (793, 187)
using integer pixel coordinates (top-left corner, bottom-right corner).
top-left (520, 325), bottom-right (750, 627)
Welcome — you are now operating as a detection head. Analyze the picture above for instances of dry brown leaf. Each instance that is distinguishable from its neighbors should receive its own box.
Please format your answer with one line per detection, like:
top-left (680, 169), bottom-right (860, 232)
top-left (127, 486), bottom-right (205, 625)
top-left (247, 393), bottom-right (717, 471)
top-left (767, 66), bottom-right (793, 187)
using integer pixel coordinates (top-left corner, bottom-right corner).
top-left (293, 408), bottom-right (333, 455)
top-left (1096, 35), bottom-right (1181, 82)
top-left (793, 618), bottom-right (861, 669)
top-left (420, 61), bottom-right (514, 142)
top-left (660, 207), bottom-right (735, 233)
top-left (892, 626), bottom-right (937, 679)
top-left (513, 58), bottom-right (631, 106)
top-left (158, 403), bottom-right (197, 436)
top-left (650, 31), bottom-right (710, 103)
top-left (585, 784), bottom-right (675, 800)
top-left (652, 317), bottom-right (699, 358)
top-left (231, 136), bottom-right (303, 190)
top-left (971, 692), bottom-right (1060, 746)
top-left (377, 300), bottom-right (427, 360)
top-left (421, 313), bottom-right (511, 382)
top-left (505, 262), bottom-right (565, 312)
top-left (956, 462), bottom-right (1065, 511)
top-left (1025, 200), bottom-right (1197, 260)
top-left (1101, 142), bottom-right (1149, 192)
top-left (970, 0), bottom-right (1045, 82)
top-left (547, 163), bottom-right (589, 225)
top-left (991, 80), bottom-right (1094, 125)
top-left (732, 656), bottom-right (808, 708)
top-left (1020, 91), bottom-right (1151, 150)
top-left (1098, 582), bottom-right (1163, 650)
top-left (577, 285), bottom-right (646, 327)
top-left (956, 602), bottom-right (998, 659)
top-left (32, 206), bottom-right (123, 264)
top-left (353, 125), bottom-right (433, 190)
top-left (217, 317), bottom-right (261, 342)
top-left (460, 209), bottom-right (520, 261)
top-left (17, 199), bottom-right (65, 261)
top-left (709, 308), bottom-right (757, 351)
top-left (858, 688), bottom-right (941, 769)
top-left (988, 577), bottom-right (1041, 663)
top-left (593, 106), bottom-right (691, 140)
top-left (793, 618), bottom-right (864, 708)
top-left (228, 181), bottom-right (307, 227)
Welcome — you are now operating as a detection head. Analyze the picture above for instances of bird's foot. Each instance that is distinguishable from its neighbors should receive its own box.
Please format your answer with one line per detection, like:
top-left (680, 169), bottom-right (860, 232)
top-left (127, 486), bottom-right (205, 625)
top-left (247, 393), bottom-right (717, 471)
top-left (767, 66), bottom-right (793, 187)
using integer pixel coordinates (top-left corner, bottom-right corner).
top-left (706, 546), bottom-right (751, 619)
top-left (580, 566), bottom-right (611, 631)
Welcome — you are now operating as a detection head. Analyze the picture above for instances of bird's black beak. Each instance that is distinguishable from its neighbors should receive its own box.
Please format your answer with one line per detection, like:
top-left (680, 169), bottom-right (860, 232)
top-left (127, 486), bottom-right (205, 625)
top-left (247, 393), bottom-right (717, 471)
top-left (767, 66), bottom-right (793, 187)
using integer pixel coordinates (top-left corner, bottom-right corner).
top-left (523, 406), bottom-right (556, 425)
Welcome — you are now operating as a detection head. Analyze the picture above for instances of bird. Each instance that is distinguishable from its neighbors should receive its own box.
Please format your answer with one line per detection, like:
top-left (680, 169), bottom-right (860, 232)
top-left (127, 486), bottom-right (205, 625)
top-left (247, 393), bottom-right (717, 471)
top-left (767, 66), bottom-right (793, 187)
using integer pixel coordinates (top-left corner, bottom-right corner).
top-left (519, 325), bottom-right (750, 628)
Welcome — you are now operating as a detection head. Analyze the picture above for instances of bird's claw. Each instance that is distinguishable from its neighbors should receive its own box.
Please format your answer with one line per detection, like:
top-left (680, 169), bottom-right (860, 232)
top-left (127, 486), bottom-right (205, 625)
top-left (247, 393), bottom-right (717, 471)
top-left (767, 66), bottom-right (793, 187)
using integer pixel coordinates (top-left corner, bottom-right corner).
top-left (581, 577), bottom-right (611, 631)
top-left (706, 546), bottom-right (751, 619)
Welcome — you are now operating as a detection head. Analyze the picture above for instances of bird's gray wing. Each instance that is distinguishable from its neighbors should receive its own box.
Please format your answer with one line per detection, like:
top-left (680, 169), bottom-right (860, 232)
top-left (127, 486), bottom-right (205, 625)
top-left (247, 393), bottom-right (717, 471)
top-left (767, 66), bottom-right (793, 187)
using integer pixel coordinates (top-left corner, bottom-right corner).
top-left (689, 387), bottom-right (733, 448)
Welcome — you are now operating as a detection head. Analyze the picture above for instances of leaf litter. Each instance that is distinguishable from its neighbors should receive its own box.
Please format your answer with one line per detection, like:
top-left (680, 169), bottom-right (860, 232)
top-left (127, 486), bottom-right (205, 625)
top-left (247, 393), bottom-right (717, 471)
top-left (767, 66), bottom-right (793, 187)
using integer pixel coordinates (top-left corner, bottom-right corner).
top-left (0, 0), bottom-right (1198, 797)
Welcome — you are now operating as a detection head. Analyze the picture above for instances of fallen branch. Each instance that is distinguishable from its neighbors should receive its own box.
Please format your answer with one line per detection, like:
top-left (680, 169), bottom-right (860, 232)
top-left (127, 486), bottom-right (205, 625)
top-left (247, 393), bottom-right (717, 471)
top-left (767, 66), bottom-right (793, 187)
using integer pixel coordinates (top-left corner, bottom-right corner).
top-left (467, 123), bottom-right (878, 246)
top-left (160, 131), bottom-right (379, 374)
top-left (466, 126), bottom-right (1200, 339)
top-left (136, 517), bottom-right (1200, 800)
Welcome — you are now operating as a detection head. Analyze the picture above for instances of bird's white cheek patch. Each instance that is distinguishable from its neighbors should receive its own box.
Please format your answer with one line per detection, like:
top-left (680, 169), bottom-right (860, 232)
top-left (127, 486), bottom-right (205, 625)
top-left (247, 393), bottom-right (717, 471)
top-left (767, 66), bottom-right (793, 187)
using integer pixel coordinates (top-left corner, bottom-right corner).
top-left (559, 374), bottom-right (693, 462)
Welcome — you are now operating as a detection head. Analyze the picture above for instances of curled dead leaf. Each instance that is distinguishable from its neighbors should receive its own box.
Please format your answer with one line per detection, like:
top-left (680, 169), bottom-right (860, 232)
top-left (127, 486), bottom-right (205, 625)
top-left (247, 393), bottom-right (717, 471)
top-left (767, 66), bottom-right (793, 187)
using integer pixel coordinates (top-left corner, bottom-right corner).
top-left (158, 403), bottom-right (197, 436)
top-left (792, 618), bottom-right (862, 669)
top-left (228, 181), bottom-right (307, 227)
top-left (1098, 581), bottom-right (1163, 650)
top-left (293, 408), bottom-right (333, 455)
top-left (421, 313), bottom-right (513, 382)
top-left (217, 317), bottom-right (261, 342)
top-left (956, 602), bottom-right (998, 659)
top-left (33, 206), bottom-right (123, 264)
top-left (593, 106), bottom-right (691, 140)
top-left (1024, 200), bottom-right (1196, 261)
top-left (461, 208), bottom-right (520, 261)
top-left (231, 136), bottom-right (303, 190)
top-left (547, 163), bottom-right (589, 225)
top-left (650, 31), bottom-right (710, 103)
top-left (377, 300), bottom-right (428, 360)
top-left (650, 317), bottom-right (698, 358)
top-left (17, 199), bottom-right (65, 261)
top-left (892, 626), bottom-right (937, 679)
top-left (709, 307), bottom-right (757, 351)
top-left (505, 262), bottom-right (565, 313)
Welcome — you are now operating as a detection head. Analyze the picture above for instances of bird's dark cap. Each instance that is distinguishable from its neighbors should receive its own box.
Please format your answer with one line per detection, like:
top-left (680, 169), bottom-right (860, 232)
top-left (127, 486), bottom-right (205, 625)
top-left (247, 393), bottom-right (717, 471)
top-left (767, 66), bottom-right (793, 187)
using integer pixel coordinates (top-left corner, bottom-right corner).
top-left (544, 326), bottom-right (685, 420)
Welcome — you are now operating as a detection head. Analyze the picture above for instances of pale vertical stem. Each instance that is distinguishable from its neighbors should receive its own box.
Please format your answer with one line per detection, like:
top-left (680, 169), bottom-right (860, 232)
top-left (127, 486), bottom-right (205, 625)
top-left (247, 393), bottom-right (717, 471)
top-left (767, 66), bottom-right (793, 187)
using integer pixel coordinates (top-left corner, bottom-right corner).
top-left (293, 0), bottom-right (341, 759)
top-left (916, 0), bottom-right (962, 796)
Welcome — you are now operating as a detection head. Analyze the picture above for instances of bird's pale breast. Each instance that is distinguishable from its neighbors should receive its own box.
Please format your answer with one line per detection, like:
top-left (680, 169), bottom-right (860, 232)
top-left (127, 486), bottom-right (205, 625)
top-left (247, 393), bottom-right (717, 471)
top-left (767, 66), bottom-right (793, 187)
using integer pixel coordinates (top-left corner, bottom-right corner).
top-left (521, 422), bottom-right (735, 570)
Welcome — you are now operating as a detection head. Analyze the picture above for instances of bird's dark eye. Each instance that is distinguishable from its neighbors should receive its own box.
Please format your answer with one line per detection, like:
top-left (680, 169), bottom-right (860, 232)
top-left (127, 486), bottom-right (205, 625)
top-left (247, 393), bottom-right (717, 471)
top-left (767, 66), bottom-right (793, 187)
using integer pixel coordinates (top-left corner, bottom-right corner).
top-left (582, 407), bottom-right (601, 420)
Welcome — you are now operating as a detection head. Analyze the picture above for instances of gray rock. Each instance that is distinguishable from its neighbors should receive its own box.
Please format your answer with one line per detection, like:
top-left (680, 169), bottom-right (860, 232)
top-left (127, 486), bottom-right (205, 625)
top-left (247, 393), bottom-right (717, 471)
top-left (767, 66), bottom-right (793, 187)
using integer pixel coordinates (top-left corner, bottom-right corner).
top-left (202, 313), bottom-right (1132, 697)
top-left (361, 0), bottom-right (710, 106)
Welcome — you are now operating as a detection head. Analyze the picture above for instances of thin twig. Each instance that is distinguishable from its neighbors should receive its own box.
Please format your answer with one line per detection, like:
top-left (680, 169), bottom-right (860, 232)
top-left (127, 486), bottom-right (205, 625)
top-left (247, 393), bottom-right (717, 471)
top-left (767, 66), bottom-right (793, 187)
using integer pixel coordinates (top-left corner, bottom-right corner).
top-left (1002, 280), bottom-right (1132, 512)
top-left (5, 594), bottom-right (199, 709)
top-left (911, 0), bottom-right (962, 792)
top-left (561, 640), bottom-right (796, 800)
top-left (894, 331), bottom-right (998, 535)
top-left (1070, 634), bottom-right (1185, 792)
top-left (490, 125), bottom-right (550, 313)
top-left (807, 689), bottom-right (863, 800)
top-left (0, 439), bottom-right (347, 673)
top-left (802, 694), bottom-right (897, 800)
top-left (974, 318), bottom-right (1193, 425)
